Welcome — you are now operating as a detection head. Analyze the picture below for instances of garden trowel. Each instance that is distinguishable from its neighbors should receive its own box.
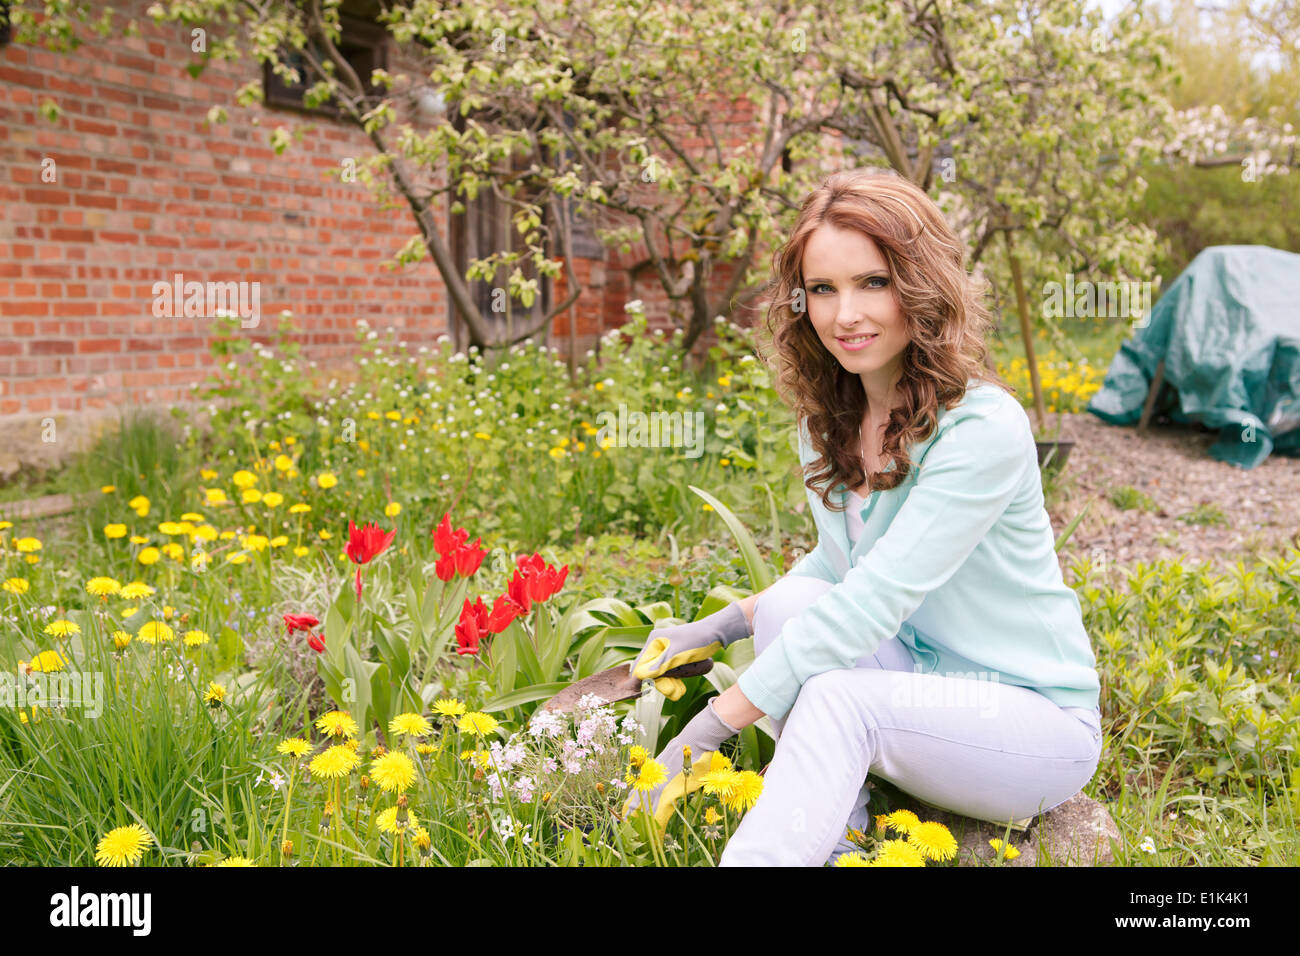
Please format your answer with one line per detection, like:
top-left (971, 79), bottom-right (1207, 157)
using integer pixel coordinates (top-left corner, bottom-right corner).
top-left (540, 659), bottom-right (714, 715)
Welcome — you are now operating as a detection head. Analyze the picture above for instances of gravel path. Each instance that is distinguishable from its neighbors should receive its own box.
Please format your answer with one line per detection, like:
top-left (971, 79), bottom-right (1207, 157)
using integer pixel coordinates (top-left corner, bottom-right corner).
top-left (1045, 410), bottom-right (1300, 580)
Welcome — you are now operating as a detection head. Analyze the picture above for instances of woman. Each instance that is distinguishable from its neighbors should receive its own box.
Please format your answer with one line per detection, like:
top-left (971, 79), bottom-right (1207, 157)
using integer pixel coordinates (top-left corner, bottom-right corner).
top-left (624, 168), bottom-right (1103, 866)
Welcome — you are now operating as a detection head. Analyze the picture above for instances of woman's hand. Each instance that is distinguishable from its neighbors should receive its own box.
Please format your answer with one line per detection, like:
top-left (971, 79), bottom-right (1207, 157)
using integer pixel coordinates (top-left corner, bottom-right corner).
top-left (621, 696), bottom-right (742, 830)
top-left (630, 602), bottom-right (751, 700)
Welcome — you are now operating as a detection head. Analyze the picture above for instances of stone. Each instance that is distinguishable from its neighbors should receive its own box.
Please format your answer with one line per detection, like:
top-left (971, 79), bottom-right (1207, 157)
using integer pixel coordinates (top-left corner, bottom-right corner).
top-left (873, 781), bottom-right (1119, 866)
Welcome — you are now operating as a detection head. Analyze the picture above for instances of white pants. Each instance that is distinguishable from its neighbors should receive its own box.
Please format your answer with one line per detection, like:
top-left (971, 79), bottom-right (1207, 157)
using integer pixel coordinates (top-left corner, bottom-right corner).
top-left (718, 574), bottom-right (1103, 866)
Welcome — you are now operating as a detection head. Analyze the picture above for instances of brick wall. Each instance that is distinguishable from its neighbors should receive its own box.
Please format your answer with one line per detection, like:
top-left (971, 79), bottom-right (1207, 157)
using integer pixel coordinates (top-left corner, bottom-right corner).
top-left (0, 0), bottom-right (765, 476)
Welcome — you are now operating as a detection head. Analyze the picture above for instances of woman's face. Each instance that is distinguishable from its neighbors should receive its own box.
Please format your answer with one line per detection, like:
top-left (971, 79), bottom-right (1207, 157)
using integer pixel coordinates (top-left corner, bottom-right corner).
top-left (800, 224), bottom-right (910, 400)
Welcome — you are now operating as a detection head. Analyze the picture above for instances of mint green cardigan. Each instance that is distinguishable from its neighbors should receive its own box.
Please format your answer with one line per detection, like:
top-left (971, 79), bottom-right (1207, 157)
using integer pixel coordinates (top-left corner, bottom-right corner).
top-left (736, 379), bottom-right (1102, 721)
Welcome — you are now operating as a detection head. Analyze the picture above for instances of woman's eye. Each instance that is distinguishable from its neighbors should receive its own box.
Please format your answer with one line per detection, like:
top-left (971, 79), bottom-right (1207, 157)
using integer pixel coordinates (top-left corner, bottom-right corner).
top-left (809, 278), bottom-right (887, 293)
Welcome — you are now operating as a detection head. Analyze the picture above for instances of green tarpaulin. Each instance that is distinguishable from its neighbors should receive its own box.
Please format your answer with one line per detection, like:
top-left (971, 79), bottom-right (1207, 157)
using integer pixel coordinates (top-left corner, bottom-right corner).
top-left (1087, 245), bottom-right (1300, 469)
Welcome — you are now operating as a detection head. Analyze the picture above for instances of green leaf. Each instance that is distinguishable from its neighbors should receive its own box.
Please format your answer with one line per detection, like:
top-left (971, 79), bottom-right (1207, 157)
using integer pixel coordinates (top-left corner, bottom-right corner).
top-left (479, 682), bottom-right (568, 713)
top-left (689, 485), bottom-right (774, 592)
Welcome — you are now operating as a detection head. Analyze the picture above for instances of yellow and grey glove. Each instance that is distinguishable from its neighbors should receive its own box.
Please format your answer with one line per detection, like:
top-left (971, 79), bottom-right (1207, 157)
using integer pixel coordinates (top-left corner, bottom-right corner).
top-left (631, 602), bottom-right (750, 700)
top-left (622, 696), bottom-right (742, 831)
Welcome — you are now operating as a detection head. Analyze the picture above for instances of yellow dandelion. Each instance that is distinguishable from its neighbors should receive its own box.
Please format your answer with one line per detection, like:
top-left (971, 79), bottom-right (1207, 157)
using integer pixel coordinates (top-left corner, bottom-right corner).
top-left (316, 472), bottom-right (338, 489)
top-left (376, 805), bottom-right (419, 835)
top-left (629, 758), bottom-right (667, 793)
top-left (388, 712), bottom-right (433, 738)
top-left (137, 621), bottom-right (174, 644)
top-left (315, 710), bottom-right (359, 739)
top-left (834, 851), bottom-right (872, 867)
top-left (30, 649), bottom-right (68, 673)
top-left (183, 630), bottom-right (210, 647)
top-left (704, 807), bottom-right (723, 825)
top-left (231, 470), bottom-right (257, 488)
top-left (43, 619), bottom-right (81, 639)
top-left (384, 501), bottom-right (401, 517)
top-left (309, 744), bottom-right (360, 779)
top-left (370, 751), bottom-right (417, 793)
top-left (203, 682), bottom-right (226, 706)
top-left (277, 737), bottom-right (311, 757)
top-left (120, 581), bottom-right (155, 599)
top-left (112, 630), bottom-right (132, 650)
top-left (2, 577), bottom-right (30, 594)
top-left (94, 823), bottom-right (152, 867)
top-left (86, 576), bottom-right (122, 597)
top-left (212, 856), bottom-right (256, 866)
top-left (241, 488), bottom-right (262, 504)
top-left (120, 606), bottom-right (139, 619)
top-left (907, 821), bottom-right (958, 863)
top-left (877, 809), bottom-right (920, 835)
top-left (262, 492), bottom-right (284, 508)
top-left (158, 521), bottom-right (184, 536)
top-left (989, 838), bottom-right (1021, 861)
top-left (700, 767), bottom-right (741, 800)
top-left (138, 547), bottom-right (161, 566)
top-left (432, 698), bottom-right (466, 717)
top-left (204, 488), bottom-right (229, 506)
top-left (128, 535), bottom-right (150, 545)
top-left (723, 770), bottom-right (764, 813)
top-left (456, 712), bottom-right (500, 737)
top-left (289, 503), bottom-right (311, 514)
top-left (870, 839), bottom-right (927, 867)
top-left (628, 745), bottom-right (648, 769)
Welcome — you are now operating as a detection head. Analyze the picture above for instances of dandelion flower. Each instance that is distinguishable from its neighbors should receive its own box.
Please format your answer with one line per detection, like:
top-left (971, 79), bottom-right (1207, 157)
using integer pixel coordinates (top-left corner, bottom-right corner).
top-left (138, 547), bottom-right (161, 566)
top-left (316, 472), bottom-right (338, 489)
top-left (704, 807), bottom-right (723, 825)
top-left (723, 770), bottom-right (764, 813)
top-left (877, 809), bottom-right (920, 835)
top-left (309, 744), bottom-right (360, 779)
top-left (432, 698), bottom-right (466, 718)
top-left (183, 630), bottom-right (210, 647)
top-left (14, 537), bottom-right (42, 553)
top-left (627, 745), bottom-right (648, 769)
top-left (137, 621), bottom-right (174, 644)
top-left (376, 805), bottom-right (419, 835)
top-left (456, 712), bottom-right (500, 737)
top-left (370, 751), bottom-right (417, 793)
top-left (907, 821), bottom-right (958, 863)
top-left (389, 712), bottom-right (432, 738)
top-left (413, 827), bottom-right (431, 851)
top-left (277, 737), bottom-right (311, 757)
top-left (43, 620), bottom-right (81, 639)
top-left (103, 524), bottom-right (128, 539)
top-left (628, 758), bottom-right (668, 793)
top-left (989, 838), bottom-right (1021, 861)
top-left (315, 710), bottom-right (359, 739)
top-left (29, 650), bottom-right (68, 673)
top-left (2, 577), bottom-right (30, 595)
top-left (94, 823), bottom-right (152, 867)
top-left (700, 768), bottom-right (741, 800)
top-left (870, 839), bottom-right (927, 867)
top-left (834, 851), bottom-right (871, 867)
top-left (86, 577), bottom-right (122, 597)
top-left (203, 682), bottom-right (226, 707)
top-left (213, 856), bottom-right (256, 866)
top-left (120, 581), bottom-right (155, 599)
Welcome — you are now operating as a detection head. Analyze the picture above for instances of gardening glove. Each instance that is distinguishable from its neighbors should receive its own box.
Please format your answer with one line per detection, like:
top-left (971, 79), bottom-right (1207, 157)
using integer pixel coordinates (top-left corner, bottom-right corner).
top-left (621, 696), bottom-right (742, 832)
top-left (631, 602), bottom-right (750, 701)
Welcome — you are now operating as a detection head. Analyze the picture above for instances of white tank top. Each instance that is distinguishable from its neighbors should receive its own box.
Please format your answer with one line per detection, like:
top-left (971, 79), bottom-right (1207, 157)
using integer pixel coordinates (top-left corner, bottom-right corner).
top-left (845, 489), bottom-right (867, 547)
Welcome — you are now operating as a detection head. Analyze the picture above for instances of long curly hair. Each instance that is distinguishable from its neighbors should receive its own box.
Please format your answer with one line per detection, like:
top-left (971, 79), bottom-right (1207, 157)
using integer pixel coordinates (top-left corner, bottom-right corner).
top-left (756, 167), bottom-right (1012, 512)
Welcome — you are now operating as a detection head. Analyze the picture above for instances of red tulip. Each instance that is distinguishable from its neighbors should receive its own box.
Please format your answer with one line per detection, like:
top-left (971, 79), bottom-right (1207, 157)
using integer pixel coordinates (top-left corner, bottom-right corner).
top-left (431, 512), bottom-right (468, 557)
top-left (487, 592), bottom-right (524, 634)
top-left (283, 613), bottom-right (320, 634)
top-left (454, 538), bottom-right (487, 577)
top-left (306, 632), bottom-right (326, 653)
top-left (455, 596), bottom-right (489, 656)
top-left (508, 552), bottom-right (569, 611)
top-left (346, 519), bottom-right (396, 600)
